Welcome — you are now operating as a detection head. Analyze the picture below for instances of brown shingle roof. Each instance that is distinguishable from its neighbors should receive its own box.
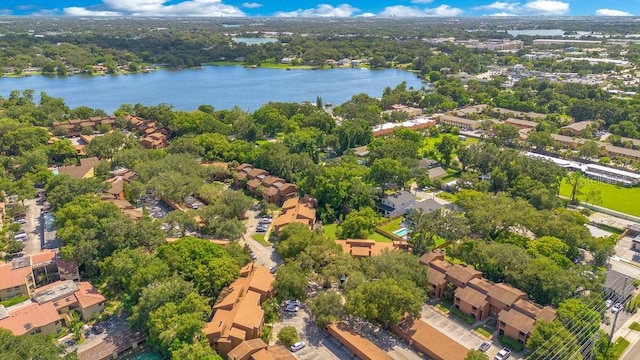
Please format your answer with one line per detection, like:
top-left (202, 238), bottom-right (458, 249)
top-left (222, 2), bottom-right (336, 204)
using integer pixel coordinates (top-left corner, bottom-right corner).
top-left (455, 286), bottom-right (488, 308)
top-left (419, 252), bottom-right (444, 266)
top-left (499, 308), bottom-right (535, 334)
top-left (446, 265), bottom-right (482, 284)
top-left (227, 338), bottom-right (268, 360)
top-left (394, 317), bottom-right (467, 360)
top-left (327, 323), bottom-right (393, 360)
top-left (488, 283), bottom-right (526, 306)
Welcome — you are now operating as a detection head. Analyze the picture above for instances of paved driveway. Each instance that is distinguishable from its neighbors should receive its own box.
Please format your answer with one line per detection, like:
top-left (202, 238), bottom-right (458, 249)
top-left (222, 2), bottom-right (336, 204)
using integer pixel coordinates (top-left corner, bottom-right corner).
top-left (421, 306), bottom-right (521, 359)
top-left (240, 210), bottom-right (283, 268)
top-left (274, 307), bottom-right (350, 360)
top-left (23, 198), bottom-right (43, 254)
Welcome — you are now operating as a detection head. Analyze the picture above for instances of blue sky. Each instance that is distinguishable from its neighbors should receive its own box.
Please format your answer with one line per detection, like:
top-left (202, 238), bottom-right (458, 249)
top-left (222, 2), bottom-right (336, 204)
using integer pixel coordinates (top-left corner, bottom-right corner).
top-left (1, 1), bottom-right (639, 17)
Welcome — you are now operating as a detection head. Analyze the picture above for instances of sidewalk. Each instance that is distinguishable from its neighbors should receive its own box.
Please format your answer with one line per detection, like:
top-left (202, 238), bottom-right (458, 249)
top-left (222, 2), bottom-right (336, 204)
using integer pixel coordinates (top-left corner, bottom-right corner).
top-left (615, 305), bottom-right (640, 359)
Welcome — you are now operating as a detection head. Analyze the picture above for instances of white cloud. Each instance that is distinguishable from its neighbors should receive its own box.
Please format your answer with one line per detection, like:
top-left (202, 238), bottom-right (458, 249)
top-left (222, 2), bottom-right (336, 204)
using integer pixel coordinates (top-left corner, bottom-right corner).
top-left (358, 12), bottom-right (377, 17)
top-left (275, 4), bottom-right (359, 17)
top-left (379, 5), bottom-right (463, 17)
top-left (64, 7), bottom-right (121, 16)
top-left (523, 1), bottom-right (568, 15)
top-left (487, 12), bottom-right (517, 16)
top-left (474, 1), bottom-right (568, 16)
top-left (64, 0), bottom-right (245, 17)
top-left (242, 2), bottom-right (262, 9)
top-left (596, 8), bottom-right (632, 16)
top-left (411, 0), bottom-right (434, 4)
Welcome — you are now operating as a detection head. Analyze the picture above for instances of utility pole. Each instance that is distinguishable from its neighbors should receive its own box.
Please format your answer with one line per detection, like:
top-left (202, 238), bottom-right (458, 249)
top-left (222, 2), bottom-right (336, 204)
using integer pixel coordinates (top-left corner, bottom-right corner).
top-left (610, 276), bottom-right (629, 344)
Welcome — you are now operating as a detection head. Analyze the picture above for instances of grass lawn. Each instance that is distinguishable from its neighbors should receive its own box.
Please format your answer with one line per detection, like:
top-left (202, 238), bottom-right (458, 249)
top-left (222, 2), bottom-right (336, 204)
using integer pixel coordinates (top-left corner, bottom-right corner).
top-left (436, 191), bottom-right (458, 203)
top-left (611, 337), bottom-right (630, 357)
top-left (420, 134), bottom-right (479, 158)
top-left (559, 180), bottom-right (640, 217)
top-left (251, 233), bottom-right (271, 246)
top-left (370, 232), bottom-right (393, 243)
top-left (630, 322), bottom-right (640, 331)
top-left (474, 325), bottom-right (493, 338)
top-left (379, 218), bottom-right (404, 234)
top-left (323, 224), bottom-right (338, 240)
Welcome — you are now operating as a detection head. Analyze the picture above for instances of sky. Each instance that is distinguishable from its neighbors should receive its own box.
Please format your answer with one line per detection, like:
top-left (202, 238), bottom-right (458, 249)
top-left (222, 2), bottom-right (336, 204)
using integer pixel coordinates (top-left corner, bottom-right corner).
top-left (1, 0), bottom-right (639, 18)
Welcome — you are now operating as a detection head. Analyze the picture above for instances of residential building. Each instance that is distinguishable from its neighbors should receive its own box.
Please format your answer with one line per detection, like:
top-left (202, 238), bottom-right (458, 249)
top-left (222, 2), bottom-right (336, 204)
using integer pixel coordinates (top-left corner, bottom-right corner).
top-left (383, 104), bottom-right (423, 119)
top-left (504, 118), bottom-right (539, 130)
top-left (377, 191), bottom-right (445, 218)
top-left (326, 323), bottom-right (393, 360)
top-left (226, 339), bottom-right (295, 360)
top-left (0, 258), bottom-right (36, 301)
top-left (335, 239), bottom-right (411, 258)
top-left (31, 280), bottom-right (105, 321)
top-left (436, 114), bottom-right (481, 130)
top-left (420, 251), bottom-right (556, 344)
top-left (234, 164), bottom-right (298, 206)
top-left (78, 330), bottom-right (146, 360)
top-left (56, 157), bottom-right (100, 179)
top-left (273, 196), bottom-right (316, 236)
top-left (491, 108), bottom-right (546, 121)
top-left (205, 264), bottom-right (275, 357)
top-left (52, 115), bottom-right (116, 137)
top-left (427, 166), bottom-right (447, 180)
top-left (560, 121), bottom-right (595, 136)
top-left (372, 117), bottom-right (435, 137)
top-left (0, 302), bottom-right (62, 336)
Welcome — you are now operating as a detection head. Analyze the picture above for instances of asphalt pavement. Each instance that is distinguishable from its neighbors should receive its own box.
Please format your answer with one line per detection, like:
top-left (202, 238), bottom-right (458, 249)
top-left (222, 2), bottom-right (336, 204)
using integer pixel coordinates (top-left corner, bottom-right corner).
top-left (22, 198), bottom-right (42, 254)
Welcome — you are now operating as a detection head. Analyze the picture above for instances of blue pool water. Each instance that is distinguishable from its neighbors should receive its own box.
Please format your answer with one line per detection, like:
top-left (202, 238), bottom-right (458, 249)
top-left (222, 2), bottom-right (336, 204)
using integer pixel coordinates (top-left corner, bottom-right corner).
top-left (393, 227), bottom-right (409, 237)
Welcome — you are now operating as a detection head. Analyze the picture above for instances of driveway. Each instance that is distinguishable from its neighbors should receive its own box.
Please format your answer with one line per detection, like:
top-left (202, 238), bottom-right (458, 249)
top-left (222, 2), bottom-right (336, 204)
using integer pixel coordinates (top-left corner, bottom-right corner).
top-left (273, 307), bottom-right (350, 360)
top-left (22, 198), bottom-right (43, 254)
top-left (421, 306), bottom-right (521, 359)
top-left (240, 209), bottom-right (283, 268)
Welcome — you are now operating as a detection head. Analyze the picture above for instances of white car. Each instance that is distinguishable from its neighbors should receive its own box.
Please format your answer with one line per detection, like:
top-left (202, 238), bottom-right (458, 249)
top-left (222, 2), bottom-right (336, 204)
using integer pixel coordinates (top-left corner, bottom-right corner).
top-left (290, 341), bottom-right (305, 352)
top-left (605, 299), bottom-right (613, 309)
top-left (611, 303), bottom-right (622, 314)
top-left (494, 347), bottom-right (511, 360)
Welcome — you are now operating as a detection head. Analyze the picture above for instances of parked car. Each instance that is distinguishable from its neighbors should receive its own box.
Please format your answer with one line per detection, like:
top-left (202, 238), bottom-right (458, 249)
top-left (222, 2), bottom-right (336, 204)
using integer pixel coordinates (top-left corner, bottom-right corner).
top-left (92, 324), bottom-right (105, 334)
top-left (479, 341), bottom-right (491, 352)
top-left (285, 304), bottom-right (299, 312)
top-left (14, 233), bottom-right (28, 241)
top-left (605, 299), bottom-right (613, 308)
top-left (494, 347), bottom-right (511, 360)
top-left (290, 341), bottom-right (305, 352)
top-left (285, 299), bottom-right (301, 307)
top-left (611, 303), bottom-right (622, 314)
top-left (15, 218), bottom-right (26, 225)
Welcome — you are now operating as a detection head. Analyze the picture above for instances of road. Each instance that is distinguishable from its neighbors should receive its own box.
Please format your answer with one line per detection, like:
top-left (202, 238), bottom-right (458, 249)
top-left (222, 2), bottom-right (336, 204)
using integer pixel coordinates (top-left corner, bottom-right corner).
top-left (610, 257), bottom-right (640, 280)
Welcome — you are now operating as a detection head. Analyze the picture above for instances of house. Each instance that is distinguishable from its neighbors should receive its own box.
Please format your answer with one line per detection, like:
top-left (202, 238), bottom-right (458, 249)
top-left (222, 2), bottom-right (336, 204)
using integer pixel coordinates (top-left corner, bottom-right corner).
top-left (416, 158), bottom-right (439, 170)
top-left (390, 317), bottom-right (468, 360)
top-left (437, 114), bottom-right (481, 130)
top-left (420, 251), bottom-right (556, 344)
top-left (205, 264), bottom-right (275, 357)
top-left (376, 191), bottom-right (416, 217)
top-left (427, 166), bottom-right (447, 180)
top-left (226, 339), bottom-right (295, 360)
top-left (383, 104), bottom-right (423, 119)
top-left (335, 239), bottom-right (411, 258)
top-left (30, 280), bottom-right (105, 321)
top-left (326, 323), bottom-right (393, 360)
top-left (56, 157), bottom-right (100, 179)
top-left (352, 145), bottom-right (370, 158)
top-left (273, 197), bottom-right (316, 236)
top-left (561, 121), bottom-right (595, 136)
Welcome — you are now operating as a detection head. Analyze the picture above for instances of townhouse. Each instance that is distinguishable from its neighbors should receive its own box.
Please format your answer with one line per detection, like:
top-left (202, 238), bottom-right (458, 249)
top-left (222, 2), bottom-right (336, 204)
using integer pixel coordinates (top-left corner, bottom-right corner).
top-left (335, 239), bottom-right (412, 259)
top-left (420, 252), bottom-right (556, 345)
top-left (204, 263), bottom-right (275, 357)
top-left (273, 196), bottom-right (317, 236)
top-left (234, 164), bottom-right (298, 206)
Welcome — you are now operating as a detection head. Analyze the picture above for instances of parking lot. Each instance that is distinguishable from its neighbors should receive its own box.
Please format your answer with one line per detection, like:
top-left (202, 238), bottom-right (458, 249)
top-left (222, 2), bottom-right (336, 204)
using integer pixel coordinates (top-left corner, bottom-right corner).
top-left (421, 306), bottom-right (513, 359)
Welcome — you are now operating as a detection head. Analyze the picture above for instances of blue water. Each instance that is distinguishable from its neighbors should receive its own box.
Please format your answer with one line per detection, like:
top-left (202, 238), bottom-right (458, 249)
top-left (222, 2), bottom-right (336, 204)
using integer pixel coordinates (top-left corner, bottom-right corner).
top-left (394, 227), bottom-right (409, 237)
top-left (0, 66), bottom-right (425, 113)
top-left (123, 351), bottom-right (163, 360)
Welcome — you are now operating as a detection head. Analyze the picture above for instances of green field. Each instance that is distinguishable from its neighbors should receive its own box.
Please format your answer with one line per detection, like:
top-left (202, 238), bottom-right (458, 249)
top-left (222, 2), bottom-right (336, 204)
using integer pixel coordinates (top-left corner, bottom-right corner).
top-left (251, 233), bottom-right (271, 246)
top-left (323, 223), bottom-right (393, 242)
top-left (420, 134), bottom-right (479, 159)
top-left (559, 180), bottom-right (640, 217)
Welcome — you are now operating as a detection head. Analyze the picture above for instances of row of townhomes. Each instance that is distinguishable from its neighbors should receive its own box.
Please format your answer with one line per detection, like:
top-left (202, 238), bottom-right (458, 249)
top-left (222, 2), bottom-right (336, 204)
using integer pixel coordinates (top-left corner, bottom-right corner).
top-left (420, 251), bottom-right (556, 345)
top-left (203, 263), bottom-right (298, 360)
top-left (0, 249), bottom-right (105, 336)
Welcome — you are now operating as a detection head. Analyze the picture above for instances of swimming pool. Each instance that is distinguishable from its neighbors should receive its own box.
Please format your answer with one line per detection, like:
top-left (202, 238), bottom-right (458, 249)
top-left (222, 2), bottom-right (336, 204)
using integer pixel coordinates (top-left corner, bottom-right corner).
top-left (393, 227), bottom-right (409, 237)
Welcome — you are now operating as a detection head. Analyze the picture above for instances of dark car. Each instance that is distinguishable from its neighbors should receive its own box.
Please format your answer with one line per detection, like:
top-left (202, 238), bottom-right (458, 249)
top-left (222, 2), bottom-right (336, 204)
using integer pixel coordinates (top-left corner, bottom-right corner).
top-left (92, 324), bottom-right (105, 334)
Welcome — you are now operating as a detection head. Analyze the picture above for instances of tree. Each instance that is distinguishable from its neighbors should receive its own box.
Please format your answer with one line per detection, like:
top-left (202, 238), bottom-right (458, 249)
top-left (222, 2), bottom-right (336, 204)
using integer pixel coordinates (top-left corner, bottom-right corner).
top-left (465, 349), bottom-right (489, 360)
top-left (274, 264), bottom-right (308, 301)
top-left (278, 326), bottom-right (299, 347)
top-left (163, 209), bottom-right (199, 236)
top-left (436, 134), bottom-right (461, 165)
top-left (337, 207), bottom-right (380, 239)
top-left (0, 329), bottom-right (78, 360)
top-left (407, 208), bottom-right (469, 255)
top-left (566, 172), bottom-right (586, 204)
top-left (170, 339), bottom-right (222, 360)
top-left (368, 158), bottom-right (408, 192)
top-left (345, 278), bottom-right (425, 328)
top-left (557, 298), bottom-right (600, 344)
top-left (129, 277), bottom-right (195, 330)
top-left (309, 291), bottom-right (344, 328)
top-left (579, 141), bottom-right (601, 159)
top-left (585, 187), bottom-right (602, 206)
top-left (526, 321), bottom-right (581, 360)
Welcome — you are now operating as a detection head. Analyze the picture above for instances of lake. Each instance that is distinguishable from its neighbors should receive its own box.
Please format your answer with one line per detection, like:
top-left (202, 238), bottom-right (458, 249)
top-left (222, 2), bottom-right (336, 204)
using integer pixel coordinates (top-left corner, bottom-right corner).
top-left (232, 37), bottom-right (278, 45)
top-left (0, 66), bottom-right (426, 113)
